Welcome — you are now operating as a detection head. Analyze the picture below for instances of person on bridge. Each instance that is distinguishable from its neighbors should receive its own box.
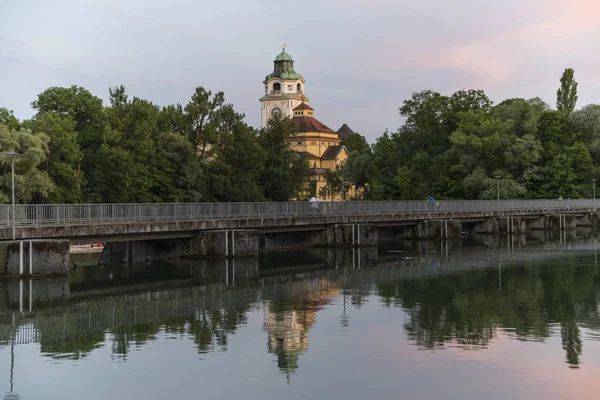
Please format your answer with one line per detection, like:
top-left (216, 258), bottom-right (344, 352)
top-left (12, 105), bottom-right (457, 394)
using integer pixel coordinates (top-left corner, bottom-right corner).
top-left (309, 196), bottom-right (321, 215)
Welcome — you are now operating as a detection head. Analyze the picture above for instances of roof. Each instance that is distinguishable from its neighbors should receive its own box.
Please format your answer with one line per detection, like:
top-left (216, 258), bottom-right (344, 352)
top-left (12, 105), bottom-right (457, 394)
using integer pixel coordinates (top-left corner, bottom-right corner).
top-left (337, 123), bottom-right (355, 137)
top-left (293, 102), bottom-right (314, 111)
top-left (275, 49), bottom-right (294, 62)
top-left (265, 48), bottom-right (303, 81)
top-left (290, 115), bottom-right (336, 134)
top-left (321, 145), bottom-right (347, 160)
top-left (297, 151), bottom-right (320, 160)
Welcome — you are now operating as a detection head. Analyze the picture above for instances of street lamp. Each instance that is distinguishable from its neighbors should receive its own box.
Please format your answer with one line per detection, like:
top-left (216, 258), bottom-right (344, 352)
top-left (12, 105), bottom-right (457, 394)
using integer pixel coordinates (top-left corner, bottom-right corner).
top-left (2, 152), bottom-right (22, 240)
top-left (495, 175), bottom-right (501, 206)
top-left (592, 179), bottom-right (597, 200)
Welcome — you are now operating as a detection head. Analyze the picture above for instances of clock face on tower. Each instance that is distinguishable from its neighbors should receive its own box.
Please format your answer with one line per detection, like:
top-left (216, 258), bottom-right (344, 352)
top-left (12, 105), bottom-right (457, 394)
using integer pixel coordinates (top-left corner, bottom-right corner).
top-left (271, 107), bottom-right (282, 117)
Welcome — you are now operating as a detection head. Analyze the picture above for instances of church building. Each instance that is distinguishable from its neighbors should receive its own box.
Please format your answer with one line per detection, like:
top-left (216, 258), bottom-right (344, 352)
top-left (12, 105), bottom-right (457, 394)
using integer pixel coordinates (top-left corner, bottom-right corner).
top-left (260, 47), bottom-right (351, 200)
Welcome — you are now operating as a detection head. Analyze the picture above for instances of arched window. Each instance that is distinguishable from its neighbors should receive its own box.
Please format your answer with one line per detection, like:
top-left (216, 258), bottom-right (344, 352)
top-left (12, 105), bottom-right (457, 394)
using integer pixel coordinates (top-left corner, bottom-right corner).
top-left (297, 83), bottom-right (302, 93)
top-left (273, 83), bottom-right (281, 92)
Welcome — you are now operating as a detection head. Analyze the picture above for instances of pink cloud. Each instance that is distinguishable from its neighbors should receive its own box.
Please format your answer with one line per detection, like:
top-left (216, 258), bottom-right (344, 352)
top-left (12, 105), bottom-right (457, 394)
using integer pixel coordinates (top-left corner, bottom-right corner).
top-left (381, 0), bottom-right (600, 87)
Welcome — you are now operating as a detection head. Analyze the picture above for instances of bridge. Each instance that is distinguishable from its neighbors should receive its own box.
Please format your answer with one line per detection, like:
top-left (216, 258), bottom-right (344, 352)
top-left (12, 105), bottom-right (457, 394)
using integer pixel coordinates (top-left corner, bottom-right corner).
top-left (1, 199), bottom-right (598, 240)
top-left (0, 200), bottom-right (598, 277)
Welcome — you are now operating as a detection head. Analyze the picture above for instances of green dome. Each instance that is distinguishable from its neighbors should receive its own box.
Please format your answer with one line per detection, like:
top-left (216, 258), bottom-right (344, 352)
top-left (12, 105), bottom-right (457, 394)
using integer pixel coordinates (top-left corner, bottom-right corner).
top-left (275, 49), bottom-right (294, 61)
top-left (264, 48), bottom-right (303, 81)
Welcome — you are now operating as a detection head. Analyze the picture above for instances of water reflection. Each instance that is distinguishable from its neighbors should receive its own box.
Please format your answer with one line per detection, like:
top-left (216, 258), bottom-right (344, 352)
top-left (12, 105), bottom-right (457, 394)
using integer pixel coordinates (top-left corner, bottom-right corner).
top-left (1, 234), bottom-right (600, 388)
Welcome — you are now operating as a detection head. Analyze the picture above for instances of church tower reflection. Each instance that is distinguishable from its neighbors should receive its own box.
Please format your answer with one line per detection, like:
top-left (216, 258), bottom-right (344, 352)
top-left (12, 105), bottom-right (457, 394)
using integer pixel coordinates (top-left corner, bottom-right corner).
top-left (262, 279), bottom-right (340, 381)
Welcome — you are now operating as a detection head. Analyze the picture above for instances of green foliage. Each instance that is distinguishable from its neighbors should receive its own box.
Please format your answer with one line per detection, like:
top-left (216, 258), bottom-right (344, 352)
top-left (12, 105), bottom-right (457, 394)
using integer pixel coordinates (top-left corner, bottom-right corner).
top-left (259, 115), bottom-right (306, 201)
top-left (369, 83), bottom-right (599, 200)
top-left (344, 150), bottom-right (371, 197)
top-left (25, 112), bottom-right (84, 203)
top-left (0, 125), bottom-right (55, 203)
top-left (206, 118), bottom-right (265, 202)
top-left (341, 132), bottom-right (371, 154)
top-left (3, 75), bottom-right (600, 204)
top-left (557, 68), bottom-right (578, 117)
top-left (0, 107), bottom-right (20, 130)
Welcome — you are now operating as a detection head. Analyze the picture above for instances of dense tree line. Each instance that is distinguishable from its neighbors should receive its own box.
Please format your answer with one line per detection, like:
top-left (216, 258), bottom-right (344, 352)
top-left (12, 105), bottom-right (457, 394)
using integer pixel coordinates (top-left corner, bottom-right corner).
top-left (338, 68), bottom-right (600, 200)
top-left (2, 68), bottom-right (599, 203)
top-left (0, 86), bottom-right (305, 204)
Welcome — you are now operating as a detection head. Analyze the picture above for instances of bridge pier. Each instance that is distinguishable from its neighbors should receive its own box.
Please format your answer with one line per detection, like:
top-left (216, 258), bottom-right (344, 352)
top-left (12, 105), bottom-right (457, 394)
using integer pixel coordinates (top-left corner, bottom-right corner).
top-left (0, 240), bottom-right (70, 278)
top-left (101, 229), bottom-right (260, 265)
top-left (575, 212), bottom-right (598, 227)
top-left (526, 215), bottom-right (549, 230)
top-left (190, 229), bottom-right (259, 257)
top-left (415, 220), bottom-right (461, 239)
top-left (498, 217), bottom-right (526, 233)
top-left (322, 224), bottom-right (378, 247)
top-left (261, 230), bottom-right (323, 252)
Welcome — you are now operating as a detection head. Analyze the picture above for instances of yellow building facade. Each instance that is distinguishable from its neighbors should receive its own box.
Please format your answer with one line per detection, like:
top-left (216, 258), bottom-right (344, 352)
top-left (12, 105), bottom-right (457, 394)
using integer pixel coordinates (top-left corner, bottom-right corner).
top-left (260, 48), bottom-right (351, 201)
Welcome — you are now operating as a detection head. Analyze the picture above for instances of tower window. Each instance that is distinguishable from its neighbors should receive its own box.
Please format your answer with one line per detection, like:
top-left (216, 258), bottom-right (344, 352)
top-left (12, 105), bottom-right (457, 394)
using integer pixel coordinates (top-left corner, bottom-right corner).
top-left (287, 85), bottom-right (293, 91)
top-left (297, 83), bottom-right (302, 92)
top-left (273, 83), bottom-right (281, 92)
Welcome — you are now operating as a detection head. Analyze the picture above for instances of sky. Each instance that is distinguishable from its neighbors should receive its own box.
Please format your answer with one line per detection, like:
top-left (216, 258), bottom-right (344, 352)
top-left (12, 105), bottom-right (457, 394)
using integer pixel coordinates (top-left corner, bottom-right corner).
top-left (1, 0), bottom-right (599, 142)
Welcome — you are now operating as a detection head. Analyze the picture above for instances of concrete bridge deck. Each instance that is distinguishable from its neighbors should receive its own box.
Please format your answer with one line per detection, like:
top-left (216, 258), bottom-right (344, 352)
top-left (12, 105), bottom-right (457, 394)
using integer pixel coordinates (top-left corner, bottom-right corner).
top-left (0, 200), bottom-right (598, 240)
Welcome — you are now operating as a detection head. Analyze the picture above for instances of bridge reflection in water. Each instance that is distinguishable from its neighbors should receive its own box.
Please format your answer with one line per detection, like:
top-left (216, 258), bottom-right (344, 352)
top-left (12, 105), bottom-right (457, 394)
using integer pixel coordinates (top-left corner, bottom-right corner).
top-left (1, 233), bottom-right (600, 374)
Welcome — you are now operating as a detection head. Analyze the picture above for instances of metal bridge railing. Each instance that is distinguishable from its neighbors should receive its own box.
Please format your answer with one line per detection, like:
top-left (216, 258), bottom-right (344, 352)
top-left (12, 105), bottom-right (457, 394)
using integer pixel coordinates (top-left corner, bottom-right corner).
top-left (0, 200), bottom-right (598, 227)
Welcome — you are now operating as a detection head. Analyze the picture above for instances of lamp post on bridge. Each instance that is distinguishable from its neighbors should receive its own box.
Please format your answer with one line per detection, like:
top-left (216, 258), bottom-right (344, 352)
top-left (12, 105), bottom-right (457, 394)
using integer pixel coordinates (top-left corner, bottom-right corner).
top-left (592, 179), bottom-right (597, 200)
top-left (2, 152), bottom-right (22, 241)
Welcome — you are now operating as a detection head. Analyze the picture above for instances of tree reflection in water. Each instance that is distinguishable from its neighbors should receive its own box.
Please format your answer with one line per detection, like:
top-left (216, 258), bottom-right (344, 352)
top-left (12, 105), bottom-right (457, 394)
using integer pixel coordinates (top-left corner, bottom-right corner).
top-left (2, 250), bottom-right (600, 372)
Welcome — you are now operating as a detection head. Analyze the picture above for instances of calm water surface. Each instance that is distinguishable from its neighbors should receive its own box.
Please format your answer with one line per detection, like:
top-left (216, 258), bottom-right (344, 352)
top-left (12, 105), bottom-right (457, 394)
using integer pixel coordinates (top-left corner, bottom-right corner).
top-left (2, 235), bottom-right (600, 399)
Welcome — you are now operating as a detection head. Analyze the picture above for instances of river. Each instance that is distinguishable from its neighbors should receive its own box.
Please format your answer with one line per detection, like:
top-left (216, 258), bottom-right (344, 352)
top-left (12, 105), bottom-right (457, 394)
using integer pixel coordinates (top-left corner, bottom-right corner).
top-left (1, 234), bottom-right (600, 399)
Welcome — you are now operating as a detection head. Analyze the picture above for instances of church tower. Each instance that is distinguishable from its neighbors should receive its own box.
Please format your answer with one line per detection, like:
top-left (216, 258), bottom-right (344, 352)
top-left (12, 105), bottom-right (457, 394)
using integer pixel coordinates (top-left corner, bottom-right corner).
top-left (260, 46), bottom-right (308, 127)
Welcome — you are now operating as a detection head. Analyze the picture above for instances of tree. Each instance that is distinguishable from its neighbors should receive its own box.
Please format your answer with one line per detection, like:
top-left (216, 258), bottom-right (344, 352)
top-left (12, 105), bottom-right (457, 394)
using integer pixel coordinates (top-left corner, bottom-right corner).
top-left (206, 117), bottom-right (265, 202)
top-left (494, 97), bottom-right (550, 137)
top-left (557, 68), bottom-right (578, 117)
top-left (0, 125), bottom-right (55, 204)
top-left (341, 133), bottom-right (370, 155)
top-left (449, 111), bottom-right (513, 174)
top-left (88, 86), bottom-right (162, 203)
top-left (0, 107), bottom-right (20, 130)
top-left (25, 112), bottom-right (84, 203)
top-left (31, 85), bottom-right (105, 201)
top-left (161, 87), bottom-right (229, 156)
top-left (569, 104), bottom-right (600, 158)
top-left (258, 115), bottom-right (306, 201)
top-left (344, 150), bottom-right (372, 198)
